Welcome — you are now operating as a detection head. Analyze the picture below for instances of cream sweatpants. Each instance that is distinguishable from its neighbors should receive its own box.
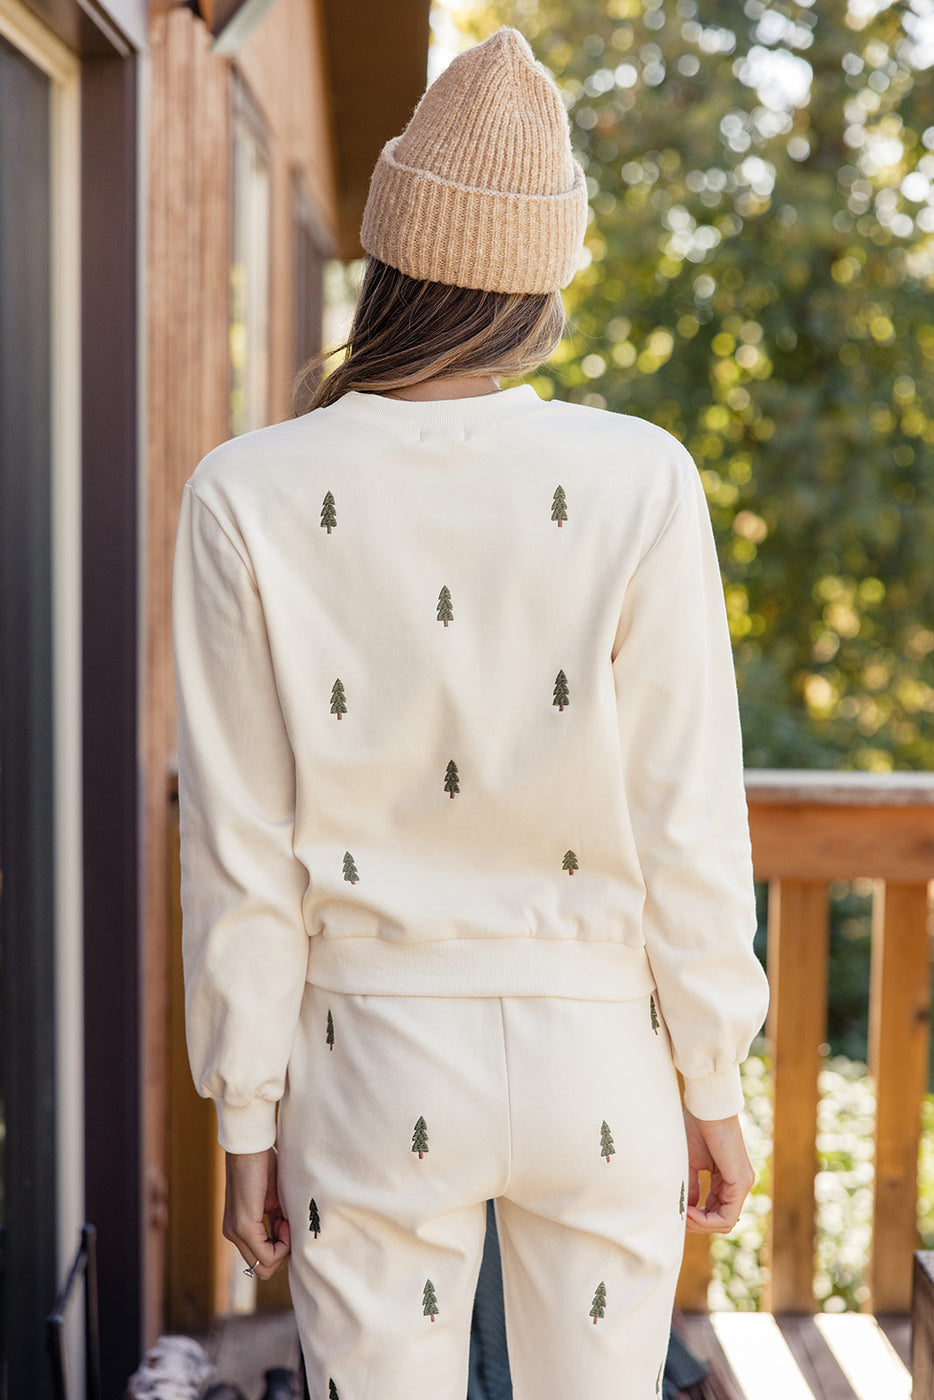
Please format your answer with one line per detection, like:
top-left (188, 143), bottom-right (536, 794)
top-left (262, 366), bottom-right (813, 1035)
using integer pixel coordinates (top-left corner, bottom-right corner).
top-left (277, 982), bottom-right (688, 1400)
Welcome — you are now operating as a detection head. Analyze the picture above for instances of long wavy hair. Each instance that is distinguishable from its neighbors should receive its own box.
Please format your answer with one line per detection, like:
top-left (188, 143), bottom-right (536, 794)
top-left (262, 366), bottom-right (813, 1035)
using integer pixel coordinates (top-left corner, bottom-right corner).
top-left (292, 256), bottom-right (566, 413)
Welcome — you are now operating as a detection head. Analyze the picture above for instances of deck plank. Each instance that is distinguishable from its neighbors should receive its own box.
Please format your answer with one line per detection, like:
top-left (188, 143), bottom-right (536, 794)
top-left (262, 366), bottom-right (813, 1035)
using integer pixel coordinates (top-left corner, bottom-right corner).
top-left (775, 1316), bottom-right (859, 1400)
top-left (674, 1313), bottom-right (747, 1400)
top-left (710, 1313), bottom-right (819, 1400)
top-left (876, 1313), bottom-right (911, 1370)
top-left (813, 1314), bottom-right (911, 1400)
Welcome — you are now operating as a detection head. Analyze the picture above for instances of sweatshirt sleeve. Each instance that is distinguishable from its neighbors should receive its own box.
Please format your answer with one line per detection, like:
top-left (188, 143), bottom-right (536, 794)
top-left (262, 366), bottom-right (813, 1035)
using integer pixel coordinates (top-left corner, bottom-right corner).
top-left (612, 450), bottom-right (770, 1120)
top-left (172, 483), bottom-right (310, 1153)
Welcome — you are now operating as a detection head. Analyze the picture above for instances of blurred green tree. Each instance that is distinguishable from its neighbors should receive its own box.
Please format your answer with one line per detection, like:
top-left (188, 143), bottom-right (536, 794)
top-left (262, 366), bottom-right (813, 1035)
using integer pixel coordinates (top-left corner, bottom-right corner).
top-left (449, 0), bottom-right (934, 770)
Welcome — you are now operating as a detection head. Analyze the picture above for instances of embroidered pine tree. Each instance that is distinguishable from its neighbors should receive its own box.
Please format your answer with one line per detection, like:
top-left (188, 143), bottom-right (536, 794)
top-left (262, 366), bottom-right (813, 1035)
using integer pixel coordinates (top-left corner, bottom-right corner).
top-left (650, 994), bottom-right (660, 1034)
top-left (437, 585), bottom-right (453, 626)
top-left (320, 491), bottom-right (337, 533)
top-left (562, 849), bottom-right (579, 875)
top-left (423, 1278), bottom-right (439, 1322)
top-left (308, 1197), bottom-right (321, 1237)
top-left (600, 1120), bottom-right (616, 1163)
top-left (590, 1281), bottom-right (606, 1324)
top-left (553, 669), bottom-right (570, 711)
top-left (444, 760), bottom-right (460, 798)
top-left (412, 1116), bottom-right (429, 1159)
top-left (330, 678), bottom-right (347, 720)
top-left (326, 1009), bottom-right (334, 1050)
top-left (552, 484), bottom-right (568, 527)
top-left (329, 1381), bottom-right (340, 1400)
top-left (343, 851), bottom-right (359, 884)
top-left (680, 1181), bottom-right (686, 1219)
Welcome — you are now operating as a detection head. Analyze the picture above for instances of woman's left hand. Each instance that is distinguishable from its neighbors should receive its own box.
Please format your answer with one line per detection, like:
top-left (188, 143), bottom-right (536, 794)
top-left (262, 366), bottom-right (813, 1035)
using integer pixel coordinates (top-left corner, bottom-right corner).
top-left (223, 1147), bottom-right (291, 1279)
top-left (682, 1108), bottom-right (755, 1235)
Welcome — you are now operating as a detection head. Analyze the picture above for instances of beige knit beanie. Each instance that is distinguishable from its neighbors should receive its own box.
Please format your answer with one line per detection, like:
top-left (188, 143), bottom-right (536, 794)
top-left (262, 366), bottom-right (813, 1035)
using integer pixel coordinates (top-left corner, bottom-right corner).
top-left (360, 27), bottom-right (588, 294)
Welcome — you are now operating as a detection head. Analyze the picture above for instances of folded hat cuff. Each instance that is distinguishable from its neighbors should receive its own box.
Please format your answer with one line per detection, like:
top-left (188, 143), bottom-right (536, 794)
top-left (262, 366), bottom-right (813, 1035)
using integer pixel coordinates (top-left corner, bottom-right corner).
top-left (360, 137), bottom-right (589, 294)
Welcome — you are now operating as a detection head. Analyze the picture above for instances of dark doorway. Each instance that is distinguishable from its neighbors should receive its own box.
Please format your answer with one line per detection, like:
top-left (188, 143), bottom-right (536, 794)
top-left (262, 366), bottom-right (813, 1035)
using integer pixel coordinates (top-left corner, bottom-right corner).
top-left (0, 33), bottom-right (59, 1400)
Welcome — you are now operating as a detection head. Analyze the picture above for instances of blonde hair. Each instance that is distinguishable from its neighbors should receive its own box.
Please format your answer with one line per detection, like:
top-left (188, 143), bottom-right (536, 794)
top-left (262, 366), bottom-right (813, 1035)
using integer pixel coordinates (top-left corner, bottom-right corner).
top-left (293, 257), bottom-right (566, 414)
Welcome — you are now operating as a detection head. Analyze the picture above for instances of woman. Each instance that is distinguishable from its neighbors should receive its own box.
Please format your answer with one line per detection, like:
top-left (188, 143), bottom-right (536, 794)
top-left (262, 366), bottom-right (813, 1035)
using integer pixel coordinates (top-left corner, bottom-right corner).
top-left (173, 28), bottom-right (769, 1400)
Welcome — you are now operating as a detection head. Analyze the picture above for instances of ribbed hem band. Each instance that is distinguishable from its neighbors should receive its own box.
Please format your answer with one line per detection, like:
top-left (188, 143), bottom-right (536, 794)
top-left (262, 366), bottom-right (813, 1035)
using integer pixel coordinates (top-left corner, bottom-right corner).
top-left (306, 935), bottom-right (657, 1001)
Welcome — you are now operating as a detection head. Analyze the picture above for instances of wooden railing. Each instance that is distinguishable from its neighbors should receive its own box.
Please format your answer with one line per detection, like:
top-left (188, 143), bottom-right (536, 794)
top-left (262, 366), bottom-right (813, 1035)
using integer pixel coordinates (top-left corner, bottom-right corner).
top-left (678, 771), bottom-right (934, 1316)
top-left (167, 771), bottom-right (934, 1326)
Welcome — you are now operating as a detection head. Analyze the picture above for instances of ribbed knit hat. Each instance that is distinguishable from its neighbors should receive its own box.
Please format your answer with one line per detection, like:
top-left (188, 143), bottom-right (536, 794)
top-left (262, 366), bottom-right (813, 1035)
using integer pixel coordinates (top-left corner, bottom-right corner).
top-left (360, 27), bottom-right (588, 294)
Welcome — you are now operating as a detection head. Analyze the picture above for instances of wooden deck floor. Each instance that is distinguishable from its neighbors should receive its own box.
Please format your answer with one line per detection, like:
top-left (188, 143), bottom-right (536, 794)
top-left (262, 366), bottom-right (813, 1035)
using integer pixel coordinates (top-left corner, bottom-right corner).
top-left (205, 1308), bottom-right (912, 1400)
top-left (677, 1310), bottom-right (911, 1400)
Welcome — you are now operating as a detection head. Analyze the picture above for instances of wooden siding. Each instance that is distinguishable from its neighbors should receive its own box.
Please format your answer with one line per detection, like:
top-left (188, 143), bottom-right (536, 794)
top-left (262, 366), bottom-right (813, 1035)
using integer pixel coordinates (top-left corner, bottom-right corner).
top-left (144, 5), bottom-right (230, 1344)
top-left (142, 0), bottom-right (336, 1342)
top-left (235, 0), bottom-right (337, 419)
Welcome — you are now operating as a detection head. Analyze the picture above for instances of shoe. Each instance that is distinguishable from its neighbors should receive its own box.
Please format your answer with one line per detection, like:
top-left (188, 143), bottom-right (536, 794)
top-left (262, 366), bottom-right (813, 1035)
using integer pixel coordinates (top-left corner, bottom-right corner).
top-left (258, 1368), bottom-right (303, 1400)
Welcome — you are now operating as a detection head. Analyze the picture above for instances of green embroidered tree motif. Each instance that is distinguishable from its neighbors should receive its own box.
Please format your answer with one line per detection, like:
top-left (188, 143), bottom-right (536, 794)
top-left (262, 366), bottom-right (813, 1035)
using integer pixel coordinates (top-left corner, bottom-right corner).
top-left (650, 994), bottom-right (660, 1035)
top-left (680, 1181), bottom-right (686, 1219)
top-left (423, 1278), bottom-right (439, 1321)
top-left (562, 849), bottom-right (579, 875)
top-left (326, 1009), bottom-right (334, 1051)
top-left (329, 1381), bottom-right (340, 1400)
top-left (590, 1281), bottom-right (606, 1324)
top-left (553, 669), bottom-right (570, 711)
top-left (600, 1120), bottom-right (615, 1163)
top-left (320, 491), bottom-right (337, 534)
top-left (444, 760), bottom-right (460, 798)
top-left (552, 484), bottom-right (568, 527)
top-left (412, 1116), bottom-right (429, 1159)
top-left (330, 678), bottom-right (347, 720)
top-left (343, 851), bottom-right (359, 884)
top-left (308, 1197), bottom-right (320, 1237)
top-left (437, 585), bottom-right (453, 626)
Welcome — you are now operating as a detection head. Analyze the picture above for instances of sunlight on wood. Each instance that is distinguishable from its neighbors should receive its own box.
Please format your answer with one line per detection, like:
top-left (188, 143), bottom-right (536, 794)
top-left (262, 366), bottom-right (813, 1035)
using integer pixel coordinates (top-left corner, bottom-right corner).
top-left (710, 1314), bottom-right (817, 1400)
top-left (814, 1314), bottom-right (911, 1400)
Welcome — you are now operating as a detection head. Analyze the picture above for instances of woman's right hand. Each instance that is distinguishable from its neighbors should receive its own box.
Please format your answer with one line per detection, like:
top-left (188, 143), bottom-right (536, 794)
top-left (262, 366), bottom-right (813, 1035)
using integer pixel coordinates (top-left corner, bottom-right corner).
top-left (223, 1147), bottom-right (292, 1278)
top-left (682, 1108), bottom-right (755, 1234)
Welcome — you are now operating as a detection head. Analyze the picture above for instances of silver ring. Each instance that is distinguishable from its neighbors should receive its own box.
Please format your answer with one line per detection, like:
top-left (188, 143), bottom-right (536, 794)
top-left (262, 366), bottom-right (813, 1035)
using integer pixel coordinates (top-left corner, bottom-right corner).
top-left (243, 1260), bottom-right (259, 1277)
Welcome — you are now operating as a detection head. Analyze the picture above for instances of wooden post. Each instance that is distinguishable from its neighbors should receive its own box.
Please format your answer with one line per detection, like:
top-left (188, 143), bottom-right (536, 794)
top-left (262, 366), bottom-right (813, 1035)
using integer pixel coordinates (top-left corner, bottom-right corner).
top-left (868, 882), bottom-right (932, 1313)
top-left (674, 1066), bottom-right (711, 1311)
top-left (676, 1232), bottom-right (712, 1313)
top-left (764, 879), bottom-right (829, 1313)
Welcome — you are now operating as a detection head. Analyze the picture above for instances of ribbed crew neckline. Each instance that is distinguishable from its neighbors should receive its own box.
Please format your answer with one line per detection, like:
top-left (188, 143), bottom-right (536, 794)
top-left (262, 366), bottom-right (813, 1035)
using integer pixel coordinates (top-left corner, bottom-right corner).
top-left (328, 383), bottom-right (546, 433)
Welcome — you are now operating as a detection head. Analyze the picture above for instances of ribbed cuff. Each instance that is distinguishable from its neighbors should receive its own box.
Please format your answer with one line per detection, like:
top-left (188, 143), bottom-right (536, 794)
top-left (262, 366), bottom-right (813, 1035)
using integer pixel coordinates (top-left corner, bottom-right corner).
top-left (214, 1097), bottom-right (278, 1154)
top-left (682, 1065), bottom-right (745, 1121)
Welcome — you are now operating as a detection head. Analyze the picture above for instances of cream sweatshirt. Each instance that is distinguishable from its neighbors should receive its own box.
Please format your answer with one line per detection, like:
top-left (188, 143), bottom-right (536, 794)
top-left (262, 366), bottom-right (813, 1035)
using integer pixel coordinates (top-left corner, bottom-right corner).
top-left (173, 384), bottom-right (769, 1152)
